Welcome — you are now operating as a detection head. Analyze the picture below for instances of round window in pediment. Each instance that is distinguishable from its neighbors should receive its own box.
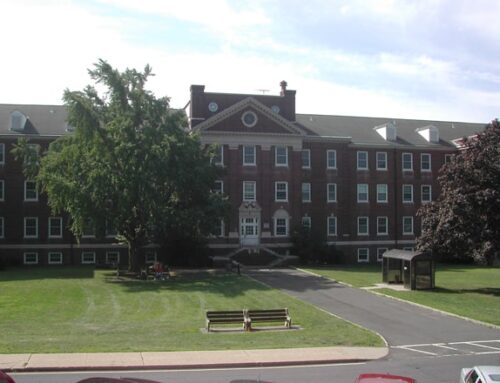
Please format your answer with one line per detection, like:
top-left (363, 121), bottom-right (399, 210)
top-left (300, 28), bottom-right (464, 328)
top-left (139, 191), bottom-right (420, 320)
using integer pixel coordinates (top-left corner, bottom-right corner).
top-left (242, 111), bottom-right (258, 127)
top-left (271, 105), bottom-right (280, 114)
top-left (208, 102), bottom-right (218, 112)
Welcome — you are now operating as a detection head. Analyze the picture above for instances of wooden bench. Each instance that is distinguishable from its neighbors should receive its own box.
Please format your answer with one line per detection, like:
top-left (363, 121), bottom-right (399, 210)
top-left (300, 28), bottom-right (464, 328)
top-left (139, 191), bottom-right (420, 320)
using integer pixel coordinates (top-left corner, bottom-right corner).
top-left (206, 310), bottom-right (249, 331)
top-left (247, 308), bottom-right (291, 330)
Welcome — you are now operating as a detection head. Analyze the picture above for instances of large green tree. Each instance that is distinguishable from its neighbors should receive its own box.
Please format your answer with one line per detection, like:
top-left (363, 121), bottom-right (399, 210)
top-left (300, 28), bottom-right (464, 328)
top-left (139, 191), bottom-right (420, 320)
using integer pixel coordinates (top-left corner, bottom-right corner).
top-left (417, 119), bottom-right (500, 265)
top-left (14, 60), bottom-right (227, 271)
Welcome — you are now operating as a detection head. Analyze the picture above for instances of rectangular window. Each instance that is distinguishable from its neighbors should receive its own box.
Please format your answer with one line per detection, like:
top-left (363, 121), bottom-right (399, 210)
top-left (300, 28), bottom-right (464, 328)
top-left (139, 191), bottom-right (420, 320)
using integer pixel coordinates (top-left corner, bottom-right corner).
top-left (48, 217), bottom-right (63, 238)
top-left (24, 180), bottom-right (38, 201)
top-left (302, 216), bottom-right (311, 229)
top-left (212, 145), bottom-right (223, 166)
top-left (145, 251), bottom-right (157, 264)
top-left (357, 151), bottom-right (368, 170)
top-left (302, 183), bottom-right (311, 202)
top-left (421, 153), bottom-right (431, 171)
top-left (377, 248), bottom-right (388, 262)
top-left (327, 216), bottom-right (337, 236)
top-left (444, 154), bottom-right (453, 164)
top-left (243, 145), bottom-right (256, 166)
top-left (421, 185), bottom-right (432, 203)
top-left (212, 219), bottom-right (224, 237)
top-left (106, 251), bottom-right (120, 264)
top-left (327, 183), bottom-right (337, 202)
top-left (0, 217), bottom-right (4, 238)
top-left (402, 153), bottom-right (413, 171)
top-left (302, 149), bottom-right (311, 169)
top-left (243, 181), bottom-right (256, 201)
top-left (377, 216), bottom-right (388, 235)
top-left (403, 216), bottom-right (414, 235)
top-left (0, 143), bottom-right (4, 164)
top-left (275, 146), bottom-right (288, 166)
top-left (82, 218), bottom-right (95, 238)
top-left (327, 150), bottom-right (337, 169)
top-left (106, 220), bottom-right (117, 238)
top-left (213, 180), bottom-right (223, 194)
top-left (402, 184), bottom-right (413, 203)
top-left (0, 180), bottom-right (4, 201)
top-left (24, 252), bottom-right (38, 265)
top-left (24, 217), bottom-right (38, 238)
top-left (357, 248), bottom-right (369, 263)
top-left (48, 252), bottom-right (63, 265)
top-left (275, 218), bottom-right (288, 236)
top-left (357, 216), bottom-right (369, 235)
top-left (357, 184), bottom-right (369, 203)
top-left (376, 152), bottom-right (387, 170)
top-left (275, 182), bottom-right (288, 202)
top-left (376, 184), bottom-right (388, 203)
top-left (81, 252), bottom-right (96, 264)
top-left (403, 247), bottom-right (414, 251)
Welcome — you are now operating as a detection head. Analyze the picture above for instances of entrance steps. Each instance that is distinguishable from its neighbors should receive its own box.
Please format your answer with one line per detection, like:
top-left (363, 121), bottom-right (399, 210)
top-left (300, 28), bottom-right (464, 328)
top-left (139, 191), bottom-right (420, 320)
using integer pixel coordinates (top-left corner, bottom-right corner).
top-left (213, 246), bottom-right (299, 267)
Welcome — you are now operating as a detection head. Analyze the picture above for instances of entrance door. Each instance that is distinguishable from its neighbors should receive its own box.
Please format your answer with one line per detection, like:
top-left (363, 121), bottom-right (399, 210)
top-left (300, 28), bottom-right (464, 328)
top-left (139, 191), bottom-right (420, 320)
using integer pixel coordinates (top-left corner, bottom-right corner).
top-left (240, 217), bottom-right (259, 246)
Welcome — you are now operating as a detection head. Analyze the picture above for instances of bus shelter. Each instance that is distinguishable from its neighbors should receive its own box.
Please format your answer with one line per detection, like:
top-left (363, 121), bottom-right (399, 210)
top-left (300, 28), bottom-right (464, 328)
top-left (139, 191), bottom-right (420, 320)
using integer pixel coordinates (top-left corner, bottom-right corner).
top-left (382, 249), bottom-right (435, 290)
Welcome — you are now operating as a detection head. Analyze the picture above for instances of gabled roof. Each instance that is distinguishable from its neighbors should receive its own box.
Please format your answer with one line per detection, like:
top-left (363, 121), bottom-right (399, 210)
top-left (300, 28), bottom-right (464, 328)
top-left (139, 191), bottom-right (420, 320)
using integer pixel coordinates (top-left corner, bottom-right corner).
top-left (0, 104), bottom-right (68, 137)
top-left (192, 96), bottom-right (306, 136)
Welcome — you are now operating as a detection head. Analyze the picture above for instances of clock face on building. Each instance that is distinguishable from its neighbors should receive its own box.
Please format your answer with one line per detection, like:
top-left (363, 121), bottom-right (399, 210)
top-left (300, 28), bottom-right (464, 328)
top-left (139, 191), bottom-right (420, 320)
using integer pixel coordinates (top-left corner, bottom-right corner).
top-left (208, 102), bottom-right (218, 112)
top-left (271, 105), bottom-right (280, 113)
top-left (242, 111), bottom-right (258, 127)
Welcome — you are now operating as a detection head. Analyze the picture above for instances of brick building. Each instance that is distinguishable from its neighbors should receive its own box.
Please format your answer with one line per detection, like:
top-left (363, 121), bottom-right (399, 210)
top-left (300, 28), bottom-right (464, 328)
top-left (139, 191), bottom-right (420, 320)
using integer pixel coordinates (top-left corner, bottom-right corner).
top-left (0, 83), bottom-right (485, 266)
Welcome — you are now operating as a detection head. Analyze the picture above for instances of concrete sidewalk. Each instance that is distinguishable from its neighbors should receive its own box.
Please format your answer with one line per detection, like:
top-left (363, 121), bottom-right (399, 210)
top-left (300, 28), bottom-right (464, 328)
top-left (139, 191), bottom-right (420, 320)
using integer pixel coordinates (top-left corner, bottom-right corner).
top-left (0, 347), bottom-right (388, 372)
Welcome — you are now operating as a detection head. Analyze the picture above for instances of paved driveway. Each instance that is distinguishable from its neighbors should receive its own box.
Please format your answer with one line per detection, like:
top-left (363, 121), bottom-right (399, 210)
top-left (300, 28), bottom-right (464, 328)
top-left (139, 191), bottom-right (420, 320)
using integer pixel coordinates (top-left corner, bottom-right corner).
top-left (245, 268), bottom-right (500, 347)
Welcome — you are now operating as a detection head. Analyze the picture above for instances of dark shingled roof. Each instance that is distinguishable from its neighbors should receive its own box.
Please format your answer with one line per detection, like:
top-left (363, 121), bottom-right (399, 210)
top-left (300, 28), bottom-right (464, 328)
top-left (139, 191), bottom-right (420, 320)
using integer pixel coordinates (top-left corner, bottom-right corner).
top-left (296, 114), bottom-right (485, 148)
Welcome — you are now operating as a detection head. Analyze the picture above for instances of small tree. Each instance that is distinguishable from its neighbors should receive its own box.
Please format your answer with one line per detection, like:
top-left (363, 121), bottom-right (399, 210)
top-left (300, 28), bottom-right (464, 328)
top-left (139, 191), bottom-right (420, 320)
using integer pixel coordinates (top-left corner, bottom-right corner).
top-left (418, 119), bottom-right (500, 265)
top-left (13, 60), bottom-right (227, 271)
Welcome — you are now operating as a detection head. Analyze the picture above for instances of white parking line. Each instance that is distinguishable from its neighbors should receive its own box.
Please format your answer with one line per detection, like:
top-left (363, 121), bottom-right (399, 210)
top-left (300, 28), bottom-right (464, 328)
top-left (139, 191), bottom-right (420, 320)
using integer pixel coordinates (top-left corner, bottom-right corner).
top-left (392, 340), bottom-right (500, 357)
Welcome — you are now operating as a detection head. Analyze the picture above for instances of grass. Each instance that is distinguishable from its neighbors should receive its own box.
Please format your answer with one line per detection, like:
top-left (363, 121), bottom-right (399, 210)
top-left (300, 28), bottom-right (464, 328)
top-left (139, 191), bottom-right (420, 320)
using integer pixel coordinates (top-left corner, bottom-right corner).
top-left (304, 264), bottom-right (500, 326)
top-left (0, 267), bottom-right (383, 353)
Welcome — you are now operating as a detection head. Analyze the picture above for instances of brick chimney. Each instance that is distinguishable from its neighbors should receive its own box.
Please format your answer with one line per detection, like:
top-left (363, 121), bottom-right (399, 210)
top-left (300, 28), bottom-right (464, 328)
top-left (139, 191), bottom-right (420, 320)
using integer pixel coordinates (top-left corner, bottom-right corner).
top-left (280, 80), bottom-right (288, 96)
top-left (189, 85), bottom-right (205, 129)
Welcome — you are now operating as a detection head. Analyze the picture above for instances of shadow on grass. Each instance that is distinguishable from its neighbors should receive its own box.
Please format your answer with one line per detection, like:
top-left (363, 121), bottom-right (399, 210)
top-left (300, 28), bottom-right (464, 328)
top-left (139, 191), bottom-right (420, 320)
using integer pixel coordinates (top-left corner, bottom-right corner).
top-left (432, 286), bottom-right (500, 297)
top-left (103, 271), bottom-right (269, 297)
top-left (0, 266), bottom-right (95, 281)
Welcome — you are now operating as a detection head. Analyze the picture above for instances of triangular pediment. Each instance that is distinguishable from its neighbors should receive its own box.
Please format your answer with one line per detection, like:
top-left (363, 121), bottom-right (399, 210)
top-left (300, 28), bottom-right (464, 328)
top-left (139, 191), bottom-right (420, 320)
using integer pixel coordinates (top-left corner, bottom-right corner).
top-left (193, 97), bottom-right (305, 136)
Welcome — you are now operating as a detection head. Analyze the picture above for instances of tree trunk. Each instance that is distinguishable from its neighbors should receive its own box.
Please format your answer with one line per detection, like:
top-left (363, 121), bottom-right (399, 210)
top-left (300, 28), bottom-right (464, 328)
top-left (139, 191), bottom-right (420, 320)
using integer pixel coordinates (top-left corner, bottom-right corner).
top-left (128, 241), bottom-right (140, 273)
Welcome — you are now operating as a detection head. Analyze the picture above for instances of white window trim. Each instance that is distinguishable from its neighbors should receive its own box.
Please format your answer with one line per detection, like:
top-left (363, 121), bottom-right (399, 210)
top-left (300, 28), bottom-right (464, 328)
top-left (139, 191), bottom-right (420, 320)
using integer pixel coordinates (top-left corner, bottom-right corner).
top-left (403, 216), bottom-right (414, 235)
top-left (444, 154), bottom-right (453, 164)
top-left (327, 183), bottom-right (337, 203)
top-left (0, 143), bottom-right (5, 165)
top-left (357, 184), bottom-right (369, 203)
top-left (243, 181), bottom-right (256, 202)
top-left (301, 149), bottom-right (311, 169)
top-left (302, 182), bottom-right (311, 203)
top-left (274, 217), bottom-right (289, 237)
top-left (301, 216), bottom-right (311, 229)
top-left (24, 180), bottom-right (38, 201)
top-left (327, 216), bottom-right (337, 236)
top-left (376, 184), bottom-right (388, 203)
top-left (357, 151), bottom-right (368, 170)
top-left (82, 219), bottom-right (95, 238)
top-left (48, 217), bottom-right (63, 238)
top-left (106, 251), bottom-right (120, 264)
top-left (0, 180), bottom-right (4, 201)
top-left (24, 217), bottom-right (38, 238)
top-left (0, 217), bottom-right (4, 238)
top-left (275, 181), bottom-right (288, 202)
top-left (421, 185), bottom-right (432, 203)
top-left (402, 184), bottom-right (414, 203)
top-left (377, 216), bottom-right (388, 235)
top-left (145, 251), bottom-right (157, 264)
top-left (327, 150), bottom-right (337, 169)
top-left (421, 153), bottom-right (432, 172)
top-left (214, 180), bottom-right (224, 194)
top-left (23, 252), bottom-right (38, 265)
top-left (275, 146), bottom-right (288, 167)
top-left (357, 216), bottom-right (369, 236)
top-left (213, 145), bottom-right (224, 166)
top-left (377, 248), bottom-right (388, 262)
top-left (242, 145), bottom-right (256, 166)
top-left (357, 248), bottom-right (369, 263)
top-left (48, 252), bottom-right (63, 265)
top-left (402, 152), bottom-right (413, 171)
top-left (376, 151), bottom-right (387, 170)
top-left (81, 252), bottom-right (96, 264)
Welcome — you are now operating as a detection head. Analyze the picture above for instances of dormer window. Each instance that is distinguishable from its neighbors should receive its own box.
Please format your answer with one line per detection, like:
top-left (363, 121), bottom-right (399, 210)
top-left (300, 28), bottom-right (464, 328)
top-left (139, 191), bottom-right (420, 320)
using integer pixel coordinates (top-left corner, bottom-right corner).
top-left (10, 111), bottom-right (27, 132)
top-left (374, 122), bottom-right (397, 141)
top-left (417, 125), bottom-right (439, 143)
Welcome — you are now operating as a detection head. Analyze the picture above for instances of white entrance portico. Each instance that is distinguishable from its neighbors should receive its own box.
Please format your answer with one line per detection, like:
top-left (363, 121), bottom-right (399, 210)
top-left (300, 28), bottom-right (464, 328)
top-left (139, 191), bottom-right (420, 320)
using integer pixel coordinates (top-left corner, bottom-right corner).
top-left (239, 202), bottom-right (261, 246)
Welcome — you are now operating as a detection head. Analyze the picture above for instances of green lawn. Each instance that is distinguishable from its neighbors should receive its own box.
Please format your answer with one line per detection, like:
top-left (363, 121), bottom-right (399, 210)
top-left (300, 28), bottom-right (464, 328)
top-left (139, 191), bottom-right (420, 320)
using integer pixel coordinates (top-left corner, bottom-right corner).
top-left (0, 267), bottom-right (382, 353)
top-left (304, 264), bottom-right (500, 326)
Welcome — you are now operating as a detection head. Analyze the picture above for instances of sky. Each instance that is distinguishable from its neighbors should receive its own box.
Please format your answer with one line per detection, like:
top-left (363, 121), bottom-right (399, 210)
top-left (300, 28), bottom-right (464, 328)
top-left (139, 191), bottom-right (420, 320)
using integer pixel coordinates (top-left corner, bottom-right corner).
top-left (0, 0), bottom-right (499, 123)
